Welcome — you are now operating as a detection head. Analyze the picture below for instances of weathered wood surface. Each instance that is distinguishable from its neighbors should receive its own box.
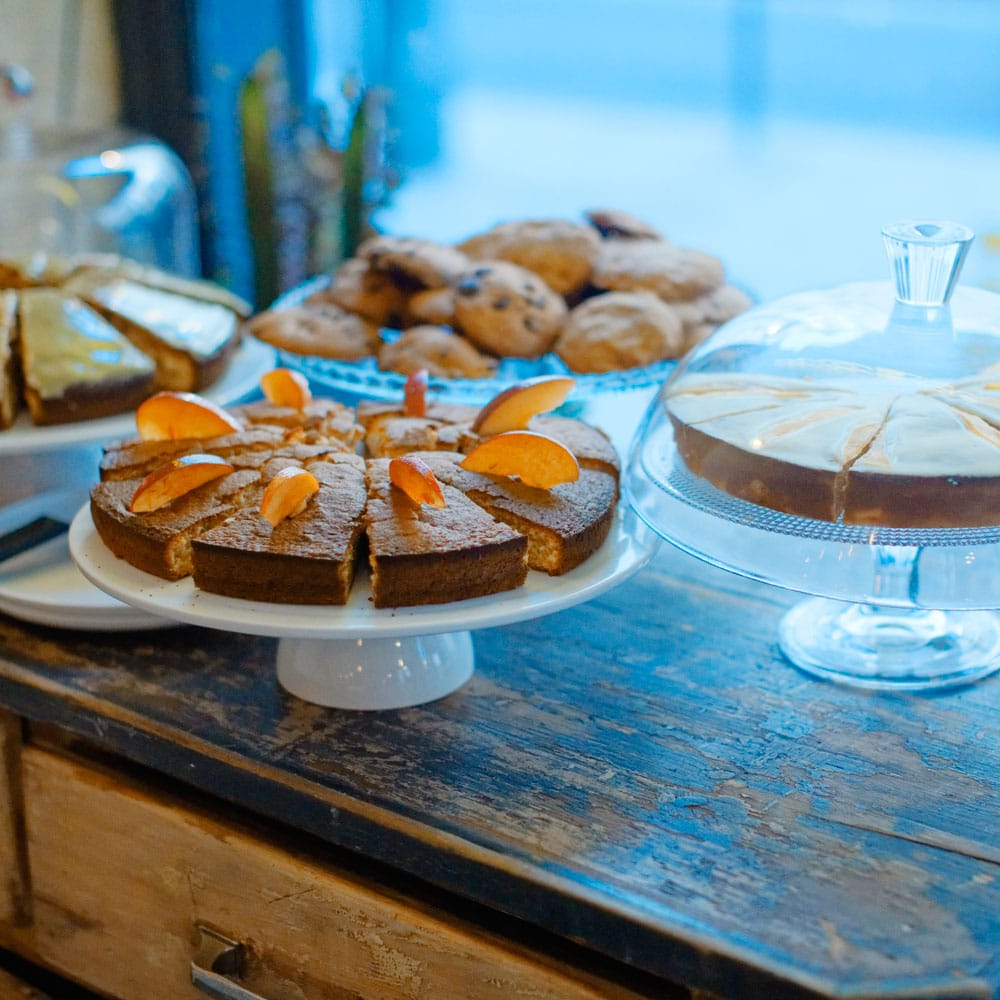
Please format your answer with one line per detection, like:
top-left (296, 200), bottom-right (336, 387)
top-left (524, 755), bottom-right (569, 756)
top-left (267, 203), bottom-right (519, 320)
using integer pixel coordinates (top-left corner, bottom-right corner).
top-left (1, 542), bottom-right (999, 999)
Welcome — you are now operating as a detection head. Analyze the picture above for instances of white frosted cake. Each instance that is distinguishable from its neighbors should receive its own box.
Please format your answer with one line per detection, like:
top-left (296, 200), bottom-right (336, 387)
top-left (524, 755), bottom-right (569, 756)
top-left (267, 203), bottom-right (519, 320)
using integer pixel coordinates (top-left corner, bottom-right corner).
top-left (666, 371), bottom-right (1000, 527)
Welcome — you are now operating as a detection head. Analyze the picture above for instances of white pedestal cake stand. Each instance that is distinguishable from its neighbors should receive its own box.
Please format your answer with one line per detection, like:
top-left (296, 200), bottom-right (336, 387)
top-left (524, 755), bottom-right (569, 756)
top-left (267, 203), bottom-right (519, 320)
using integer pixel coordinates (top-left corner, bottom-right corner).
top-left (69, 504), bottom-right (659, 710)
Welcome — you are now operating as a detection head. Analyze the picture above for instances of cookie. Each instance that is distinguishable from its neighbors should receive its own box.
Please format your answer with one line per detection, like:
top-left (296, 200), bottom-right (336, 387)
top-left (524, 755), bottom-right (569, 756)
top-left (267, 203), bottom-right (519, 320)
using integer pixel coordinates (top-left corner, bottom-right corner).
top-left (316, 256), bottom-right (409, 328)
top-left (359, 235), bottom-right (470, 290)
top-left (406, 285), bottom-right (457, 328)
top-left (378, 325), bottom-right (498, 379)
top-left (689, 283), bottom-right (754, 325)
top-left (675, 283), bottom-right (754, 350)
top-left (592, 239), bottom-right (725, 302)
top-left (457, 219), bottom-right (600, 298)
top-left (452, 261), bottom-right (567, 359)
top-left (554, 291), bottom-right (684, 373)
top-left (249, 302), bottom-right (381, 360)
top-left (584, 208), bottom-right (664, 241)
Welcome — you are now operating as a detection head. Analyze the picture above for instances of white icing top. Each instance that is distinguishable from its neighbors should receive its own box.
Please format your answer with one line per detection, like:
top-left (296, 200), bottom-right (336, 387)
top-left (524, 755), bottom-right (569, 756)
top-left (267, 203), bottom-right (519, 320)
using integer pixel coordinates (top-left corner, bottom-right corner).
top-left (83, 279), bottom-right (238, 360)
top-left (18, 289), bottom-right (155, 399)
top-left (667, 370), bottom-right (1000, 478)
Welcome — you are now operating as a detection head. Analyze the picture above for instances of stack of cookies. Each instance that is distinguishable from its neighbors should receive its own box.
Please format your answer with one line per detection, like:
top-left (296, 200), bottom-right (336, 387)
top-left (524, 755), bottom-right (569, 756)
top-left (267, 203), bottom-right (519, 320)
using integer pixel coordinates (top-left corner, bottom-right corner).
top-left (248, 209), bottom-right (751, 378)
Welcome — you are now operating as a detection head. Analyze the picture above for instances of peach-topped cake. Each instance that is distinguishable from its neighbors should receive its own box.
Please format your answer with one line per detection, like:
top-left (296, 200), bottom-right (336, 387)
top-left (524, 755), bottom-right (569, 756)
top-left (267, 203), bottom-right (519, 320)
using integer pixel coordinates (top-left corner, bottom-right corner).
top-left (91, 465), bottom-right (260, 580)
top-left (89, 371), bottom-right (621, 606)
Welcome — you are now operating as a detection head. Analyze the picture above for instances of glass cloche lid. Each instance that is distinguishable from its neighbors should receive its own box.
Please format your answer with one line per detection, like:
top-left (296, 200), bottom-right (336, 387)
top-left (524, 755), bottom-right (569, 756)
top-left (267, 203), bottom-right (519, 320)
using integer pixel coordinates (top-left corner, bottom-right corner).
top-left (624, 222), bottom-right (1000, 692)
top-left (679, 221), bottom-right (998, 382)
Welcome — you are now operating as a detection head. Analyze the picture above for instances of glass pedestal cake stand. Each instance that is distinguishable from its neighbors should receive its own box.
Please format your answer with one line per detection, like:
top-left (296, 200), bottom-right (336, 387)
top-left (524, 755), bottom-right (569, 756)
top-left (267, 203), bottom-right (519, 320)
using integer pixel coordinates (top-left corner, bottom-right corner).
top-left (68, 504), bottom-right (659, 710)
top-left (626, 221), bottom-right (1000, 692)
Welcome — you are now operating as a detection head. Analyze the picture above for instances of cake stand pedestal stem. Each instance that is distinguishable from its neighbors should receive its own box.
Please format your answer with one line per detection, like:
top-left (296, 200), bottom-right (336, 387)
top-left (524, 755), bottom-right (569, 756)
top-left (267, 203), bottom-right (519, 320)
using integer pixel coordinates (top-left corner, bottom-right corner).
top-left (275, 631), bottom-right (475, 709)
top-left (778, 546), bottom-right (1000, 690)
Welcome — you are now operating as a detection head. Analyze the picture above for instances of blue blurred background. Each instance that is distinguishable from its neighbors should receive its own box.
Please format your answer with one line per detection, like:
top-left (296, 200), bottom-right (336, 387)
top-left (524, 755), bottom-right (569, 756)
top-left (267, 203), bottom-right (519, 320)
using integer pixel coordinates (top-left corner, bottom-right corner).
top-left (341, 0), bottom-right (1000, 302)
top-left (155, 0), bottom-right (1000, 306)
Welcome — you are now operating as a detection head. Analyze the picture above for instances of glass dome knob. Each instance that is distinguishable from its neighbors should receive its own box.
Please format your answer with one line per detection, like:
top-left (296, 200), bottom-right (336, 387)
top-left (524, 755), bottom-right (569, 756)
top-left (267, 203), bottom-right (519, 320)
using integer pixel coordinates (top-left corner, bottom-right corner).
top-left (882, 220), bottom-right (973, 307)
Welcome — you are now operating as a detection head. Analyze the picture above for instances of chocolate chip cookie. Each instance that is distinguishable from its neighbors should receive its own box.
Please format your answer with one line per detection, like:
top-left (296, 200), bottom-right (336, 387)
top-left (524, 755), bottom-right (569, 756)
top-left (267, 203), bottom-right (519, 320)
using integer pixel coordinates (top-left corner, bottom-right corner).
top-left (312, 257), bottom-right (408, 329)
top-left (249, 302), bottom-right (381, 360)
top-left (359, 235), bottom-right (470, 290)
top-left (378, 325), bottom-right (498, 379)
top-left (457, 219), bottom-right (600, 298)
top-left (675, 283), bottom-right (754, 349)
top-left (555, 291), bottom-right (685, 373)
top-left (452, 261), bottom-right (567, 358)
top-left (584, 208), bottom-right (664, 241)
top-left (592, 239), bottom-right (725, 302)
top-left (406, 285), bottom-right (457, 328)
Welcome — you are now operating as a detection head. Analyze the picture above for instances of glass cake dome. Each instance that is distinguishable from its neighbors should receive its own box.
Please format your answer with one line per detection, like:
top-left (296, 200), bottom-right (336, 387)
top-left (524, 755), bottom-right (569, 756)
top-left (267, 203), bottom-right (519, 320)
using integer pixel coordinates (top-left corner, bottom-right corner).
top-left (625, 221), bottom-right (1000, 690)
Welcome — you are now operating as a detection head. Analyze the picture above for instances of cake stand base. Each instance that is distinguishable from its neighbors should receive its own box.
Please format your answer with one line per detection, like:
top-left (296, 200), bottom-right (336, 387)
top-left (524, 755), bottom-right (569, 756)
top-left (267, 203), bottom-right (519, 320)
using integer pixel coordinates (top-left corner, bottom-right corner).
top-left (779, 598), bottom-right (1000, 691)
top-left (276, 631), bottom-right (475, 710)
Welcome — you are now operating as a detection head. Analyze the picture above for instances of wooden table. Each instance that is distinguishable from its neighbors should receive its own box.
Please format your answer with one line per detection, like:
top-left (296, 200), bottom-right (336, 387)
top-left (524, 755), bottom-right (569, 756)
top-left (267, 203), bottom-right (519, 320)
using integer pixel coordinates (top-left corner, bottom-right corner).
top-left (1, 536), bottom-right (999, 999)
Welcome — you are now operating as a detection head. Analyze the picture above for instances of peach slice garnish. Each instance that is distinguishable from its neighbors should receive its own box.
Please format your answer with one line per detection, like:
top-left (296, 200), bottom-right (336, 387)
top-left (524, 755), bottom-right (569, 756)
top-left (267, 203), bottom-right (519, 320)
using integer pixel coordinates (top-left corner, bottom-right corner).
top-left (403, 367), bottom-right (429, 417)
top-left (261, 367), bottom-right (312, 408)
top-left (460, 430), bottom-right (579, 489)
top-left (259, 466), bottom-right (320, 526)
top-left (136, 391), bottom-right (244, 441)
top-left (389, 455), bottom-right (447, 508)
top-left (471, 375), bottom-right (575, 435)
top-left (129, 453), bottom-right (235, 512)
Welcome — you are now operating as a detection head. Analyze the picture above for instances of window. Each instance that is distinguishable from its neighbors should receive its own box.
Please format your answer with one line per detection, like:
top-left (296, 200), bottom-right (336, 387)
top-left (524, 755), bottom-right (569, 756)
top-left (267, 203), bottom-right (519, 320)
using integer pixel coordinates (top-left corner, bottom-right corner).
top-left (117, 0), bottom-right (1000, 306)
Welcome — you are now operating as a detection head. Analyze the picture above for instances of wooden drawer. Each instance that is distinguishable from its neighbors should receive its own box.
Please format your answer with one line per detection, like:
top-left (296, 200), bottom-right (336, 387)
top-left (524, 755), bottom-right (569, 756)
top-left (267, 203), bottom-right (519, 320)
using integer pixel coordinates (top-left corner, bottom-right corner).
top-left (0, 966), bottom-right (53, 999)
top-left (0, 712), bottom-right (29, 931)
top-left (20, 745), bottom-right (649, 1000)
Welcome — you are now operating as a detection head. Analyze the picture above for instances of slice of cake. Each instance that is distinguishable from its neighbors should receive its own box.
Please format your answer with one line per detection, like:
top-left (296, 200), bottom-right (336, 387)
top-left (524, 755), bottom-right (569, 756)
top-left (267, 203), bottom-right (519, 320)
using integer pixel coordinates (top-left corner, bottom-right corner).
top-left (429, 454), bottom-right (618, 574)
top-left (192, 455), bottom-right (367, 604)
top-left (64, 274), bottom-right (241, 391)
top-left (667, 374), bottom-right (893, 523)
top-left (99, 426), bottom-right (287, 481)
top-left (0, 291), bottom-right (19, 429)
top-left (90, 468), bottom-right (260, 579)
top-left (18, 288), bottom-right (157, 425)
top-left (357, 399), bottom-right (478, 458)
top-left (232, 397), bottom-right (363, 450)
top-left (64, 256), bottom-right (252, 318)
top-left (845, 393), bottom-right (1000, 527)
top-left (365, 457), bottom-right (528, 608)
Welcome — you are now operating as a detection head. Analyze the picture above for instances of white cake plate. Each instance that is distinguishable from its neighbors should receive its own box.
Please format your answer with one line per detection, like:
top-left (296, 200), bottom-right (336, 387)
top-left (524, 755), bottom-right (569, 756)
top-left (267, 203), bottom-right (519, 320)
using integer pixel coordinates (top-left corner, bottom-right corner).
top-left (0, 488), bottom-right (174, 631)
top-left (69, 504), bottom-right (659, 710)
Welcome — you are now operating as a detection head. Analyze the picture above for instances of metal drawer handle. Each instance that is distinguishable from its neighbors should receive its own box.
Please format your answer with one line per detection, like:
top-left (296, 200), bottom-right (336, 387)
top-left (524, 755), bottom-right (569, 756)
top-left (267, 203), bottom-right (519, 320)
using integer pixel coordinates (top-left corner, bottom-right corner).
top-left (191, 924), bottom-right (268, 1000)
